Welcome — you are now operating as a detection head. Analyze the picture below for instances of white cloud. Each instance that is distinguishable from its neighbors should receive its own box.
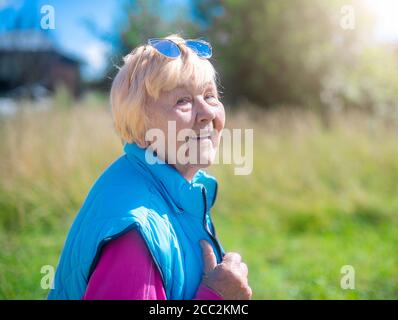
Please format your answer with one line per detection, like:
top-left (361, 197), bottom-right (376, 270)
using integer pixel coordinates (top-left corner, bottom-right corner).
top-left (81, 41), bottom-right (109, 79)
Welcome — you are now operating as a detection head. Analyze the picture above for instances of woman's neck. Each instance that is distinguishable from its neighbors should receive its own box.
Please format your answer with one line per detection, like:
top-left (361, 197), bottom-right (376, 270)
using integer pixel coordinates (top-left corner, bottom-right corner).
top-left (147, 144), bottom-right (199, 182)
top-left (173, 163), bottom-right (199, 182)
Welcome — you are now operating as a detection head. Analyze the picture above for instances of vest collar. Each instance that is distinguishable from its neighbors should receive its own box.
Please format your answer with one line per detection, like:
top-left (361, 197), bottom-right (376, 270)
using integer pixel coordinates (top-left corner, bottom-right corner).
top-left (123, 143), bottom-right (218, 216)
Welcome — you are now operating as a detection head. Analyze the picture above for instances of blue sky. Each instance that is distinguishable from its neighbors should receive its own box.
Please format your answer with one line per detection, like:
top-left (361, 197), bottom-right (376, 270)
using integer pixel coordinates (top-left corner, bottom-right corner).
top-left (1, 0), bottom-right (397, 80)
top-left (49, 0), bottom-right (121, 79)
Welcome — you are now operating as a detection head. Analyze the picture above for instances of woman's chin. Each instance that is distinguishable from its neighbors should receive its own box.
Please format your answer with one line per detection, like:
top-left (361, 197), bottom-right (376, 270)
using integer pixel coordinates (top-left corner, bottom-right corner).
top-left (193, 147), bottom-right (217, 168)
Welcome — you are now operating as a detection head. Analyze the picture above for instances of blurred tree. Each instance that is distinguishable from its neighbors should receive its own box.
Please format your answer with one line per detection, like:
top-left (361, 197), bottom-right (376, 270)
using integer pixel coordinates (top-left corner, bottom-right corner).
top-left (119, 0), bottom-right (167, 55)
top-left (191, 0), bottom-right (223, 27)
top-left (206, 0), bottom-right (375, 114)
top-left (87, 0), bottom-right (202, 91)
top-left (88, 0), bottom-right (398, 120)
top-left (122, 0), bottom-right (208, 51)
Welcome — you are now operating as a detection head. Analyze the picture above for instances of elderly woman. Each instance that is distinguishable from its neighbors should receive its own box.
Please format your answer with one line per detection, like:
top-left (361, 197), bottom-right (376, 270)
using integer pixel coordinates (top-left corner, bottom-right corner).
top-left (48, 35), bottom-right (251, 300)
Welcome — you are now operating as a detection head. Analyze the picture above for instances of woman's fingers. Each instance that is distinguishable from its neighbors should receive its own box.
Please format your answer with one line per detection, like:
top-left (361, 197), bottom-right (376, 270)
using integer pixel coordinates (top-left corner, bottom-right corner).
top-left (200, 240), bottom-right (217, 274)
top-left (245, 286), bottom-right (253, 299)
top-left (222, 252), bottom-right (242, 264)
top-left (200, 248), bottom-right (251, 300)
top-left (222, 253), bottom-right (248, 283)
top-left (240, 262), bottom-right (248, 278)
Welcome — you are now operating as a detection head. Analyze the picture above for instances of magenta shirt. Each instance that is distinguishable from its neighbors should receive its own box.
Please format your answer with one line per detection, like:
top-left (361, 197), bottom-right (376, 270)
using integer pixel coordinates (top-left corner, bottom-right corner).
top-left (83, 230), bottom-right (223, 300)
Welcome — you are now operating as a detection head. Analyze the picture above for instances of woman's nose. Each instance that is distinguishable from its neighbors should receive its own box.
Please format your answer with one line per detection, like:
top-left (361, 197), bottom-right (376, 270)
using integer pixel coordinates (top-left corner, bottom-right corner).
top-left (195, 98), bottom-right (216, 124)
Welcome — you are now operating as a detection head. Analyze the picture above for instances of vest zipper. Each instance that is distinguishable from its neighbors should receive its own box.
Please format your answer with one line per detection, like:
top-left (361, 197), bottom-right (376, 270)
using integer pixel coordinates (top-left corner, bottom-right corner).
top-left (200, 187), bottom-right (224, 262)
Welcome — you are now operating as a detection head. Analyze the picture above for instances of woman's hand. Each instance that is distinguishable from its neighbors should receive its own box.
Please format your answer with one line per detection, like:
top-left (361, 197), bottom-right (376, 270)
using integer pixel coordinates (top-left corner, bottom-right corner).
top-left (200, 240), bottom-right (252, 300)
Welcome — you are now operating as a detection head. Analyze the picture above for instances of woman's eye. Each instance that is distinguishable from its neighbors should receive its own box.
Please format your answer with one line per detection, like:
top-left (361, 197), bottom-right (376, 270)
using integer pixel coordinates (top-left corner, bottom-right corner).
top-left (205, 94), bottom-right (218, 103)
top-left (176, 97), bottom-right (191, 105)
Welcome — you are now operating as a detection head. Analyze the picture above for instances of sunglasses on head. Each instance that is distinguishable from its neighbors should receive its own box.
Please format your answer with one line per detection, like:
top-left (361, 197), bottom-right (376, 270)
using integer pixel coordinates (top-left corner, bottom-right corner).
top-left (147, 38), bottom-right (212, 59)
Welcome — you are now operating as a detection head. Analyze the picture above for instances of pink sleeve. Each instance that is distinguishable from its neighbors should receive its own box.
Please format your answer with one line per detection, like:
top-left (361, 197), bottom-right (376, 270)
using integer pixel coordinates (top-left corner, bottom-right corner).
top-left (83, 229), bottom-right (223, 300)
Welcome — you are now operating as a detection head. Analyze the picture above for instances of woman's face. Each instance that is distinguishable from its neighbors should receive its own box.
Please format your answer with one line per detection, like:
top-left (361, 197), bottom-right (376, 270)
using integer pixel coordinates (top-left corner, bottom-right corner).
top-left (146, 81), bottom-right (225, 181)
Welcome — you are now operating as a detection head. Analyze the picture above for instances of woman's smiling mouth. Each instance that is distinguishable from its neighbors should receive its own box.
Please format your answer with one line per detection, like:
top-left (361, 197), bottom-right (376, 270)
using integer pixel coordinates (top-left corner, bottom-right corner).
top-left (190, 134), bottom-right (211, 140)
top-left (188, 125), bottom-right (215, 141)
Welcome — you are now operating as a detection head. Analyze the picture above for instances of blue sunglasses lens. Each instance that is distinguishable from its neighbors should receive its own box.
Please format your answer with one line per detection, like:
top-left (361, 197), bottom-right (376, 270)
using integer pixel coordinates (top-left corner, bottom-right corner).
top-left (185, 40), bottom-right (212, 58)
top-left (148, 39), bottom-right (180, 58)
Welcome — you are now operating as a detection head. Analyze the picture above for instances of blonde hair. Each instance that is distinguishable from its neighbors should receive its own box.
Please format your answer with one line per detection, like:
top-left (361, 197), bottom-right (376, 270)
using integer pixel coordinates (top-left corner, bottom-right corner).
top-left (110, 34), bottom-right (218, 146)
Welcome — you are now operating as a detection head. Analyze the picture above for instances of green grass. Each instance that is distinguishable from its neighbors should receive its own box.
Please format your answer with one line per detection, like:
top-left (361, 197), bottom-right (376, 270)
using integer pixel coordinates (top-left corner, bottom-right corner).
top-left (1, 101), bottom-right (398, 299)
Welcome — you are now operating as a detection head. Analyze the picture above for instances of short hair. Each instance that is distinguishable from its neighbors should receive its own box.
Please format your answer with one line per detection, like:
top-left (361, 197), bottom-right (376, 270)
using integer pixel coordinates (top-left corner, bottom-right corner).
top-left (110, 34), bottom-right (218, 146)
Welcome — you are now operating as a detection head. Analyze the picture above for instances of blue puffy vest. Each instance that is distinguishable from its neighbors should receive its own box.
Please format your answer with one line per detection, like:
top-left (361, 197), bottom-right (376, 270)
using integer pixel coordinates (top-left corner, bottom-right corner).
top-left (48, 143), bottom-right (225, 300)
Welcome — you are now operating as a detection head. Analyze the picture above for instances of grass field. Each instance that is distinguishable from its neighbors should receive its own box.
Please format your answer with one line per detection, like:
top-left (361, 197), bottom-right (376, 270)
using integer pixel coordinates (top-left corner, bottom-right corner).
top-left (1, 97), bottom-right (398, 299)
